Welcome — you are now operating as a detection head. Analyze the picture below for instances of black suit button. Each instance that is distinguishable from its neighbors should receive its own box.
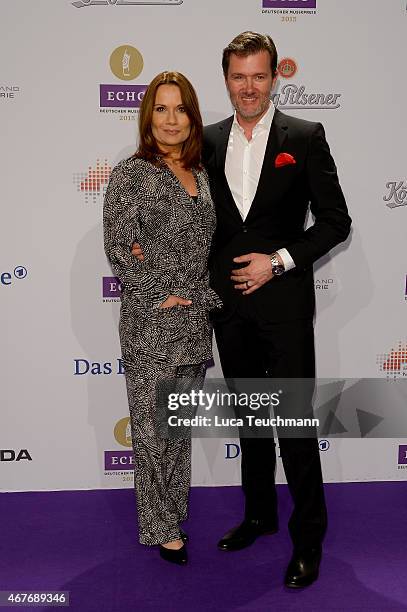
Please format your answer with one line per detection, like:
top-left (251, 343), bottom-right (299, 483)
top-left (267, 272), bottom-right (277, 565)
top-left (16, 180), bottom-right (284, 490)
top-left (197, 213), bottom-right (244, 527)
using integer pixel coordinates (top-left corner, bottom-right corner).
top-left (242, 225), bottom-right (247, 233)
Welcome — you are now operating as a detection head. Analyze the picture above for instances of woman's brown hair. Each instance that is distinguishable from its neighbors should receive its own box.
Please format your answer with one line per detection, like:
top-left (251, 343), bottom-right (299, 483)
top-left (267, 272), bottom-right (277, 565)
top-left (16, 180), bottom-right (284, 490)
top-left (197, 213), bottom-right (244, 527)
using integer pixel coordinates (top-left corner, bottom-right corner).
top-left (135, 71), bottom-right (202, 169)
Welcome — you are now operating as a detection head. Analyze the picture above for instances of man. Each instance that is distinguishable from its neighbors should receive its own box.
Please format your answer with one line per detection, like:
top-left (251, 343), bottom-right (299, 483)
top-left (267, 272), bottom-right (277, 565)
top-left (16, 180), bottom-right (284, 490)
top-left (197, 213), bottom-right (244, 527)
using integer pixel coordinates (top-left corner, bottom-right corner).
top-left (132, 31), bottom-right (351, 587)
top-left (202, 32), bottom-right (351, 588)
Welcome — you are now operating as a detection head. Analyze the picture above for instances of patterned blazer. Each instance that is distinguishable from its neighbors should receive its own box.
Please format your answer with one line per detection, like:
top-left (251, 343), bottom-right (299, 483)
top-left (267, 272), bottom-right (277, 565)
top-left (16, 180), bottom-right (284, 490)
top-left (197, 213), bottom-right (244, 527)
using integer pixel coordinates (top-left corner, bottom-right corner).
top-left (103, 156), bottom-right (222, 366)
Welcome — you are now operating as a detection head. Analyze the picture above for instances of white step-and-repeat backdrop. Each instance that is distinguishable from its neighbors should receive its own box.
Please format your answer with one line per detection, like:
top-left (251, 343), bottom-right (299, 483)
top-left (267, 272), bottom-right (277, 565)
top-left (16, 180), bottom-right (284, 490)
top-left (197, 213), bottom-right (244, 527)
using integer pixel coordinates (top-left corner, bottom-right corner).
top-left (1, 0), bottom-right (406, 492)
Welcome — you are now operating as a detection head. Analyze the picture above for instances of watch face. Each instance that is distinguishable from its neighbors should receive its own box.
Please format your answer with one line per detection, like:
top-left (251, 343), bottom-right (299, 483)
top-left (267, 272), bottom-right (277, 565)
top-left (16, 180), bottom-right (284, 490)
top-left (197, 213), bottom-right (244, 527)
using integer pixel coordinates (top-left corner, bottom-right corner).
top-left (272, 264), bottom-right (284, 276)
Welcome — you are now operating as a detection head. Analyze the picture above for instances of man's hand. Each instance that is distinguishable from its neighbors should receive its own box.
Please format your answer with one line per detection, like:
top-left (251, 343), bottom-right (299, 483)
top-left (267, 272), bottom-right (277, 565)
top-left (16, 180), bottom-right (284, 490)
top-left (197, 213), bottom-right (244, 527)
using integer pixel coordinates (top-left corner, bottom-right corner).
top-left (231, 252), bottom-right (283, 295)
top-left (131, 242), bottom-right (144, 261)
top-left (159, 295), bottom-right (192, 309)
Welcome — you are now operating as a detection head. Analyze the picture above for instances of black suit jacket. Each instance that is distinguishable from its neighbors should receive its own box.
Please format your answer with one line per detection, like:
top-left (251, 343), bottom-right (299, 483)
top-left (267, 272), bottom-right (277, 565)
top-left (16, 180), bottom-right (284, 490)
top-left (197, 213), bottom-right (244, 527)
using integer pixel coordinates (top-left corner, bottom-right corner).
top-left (203, 109), bottom-right (352, 322)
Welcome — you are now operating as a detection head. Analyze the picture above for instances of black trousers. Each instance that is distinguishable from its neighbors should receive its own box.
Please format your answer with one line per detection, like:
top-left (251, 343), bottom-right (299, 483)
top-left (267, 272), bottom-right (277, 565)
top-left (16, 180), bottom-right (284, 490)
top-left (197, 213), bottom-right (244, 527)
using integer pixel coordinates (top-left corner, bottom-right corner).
top-left (214, 303), bottom-right (327, 550)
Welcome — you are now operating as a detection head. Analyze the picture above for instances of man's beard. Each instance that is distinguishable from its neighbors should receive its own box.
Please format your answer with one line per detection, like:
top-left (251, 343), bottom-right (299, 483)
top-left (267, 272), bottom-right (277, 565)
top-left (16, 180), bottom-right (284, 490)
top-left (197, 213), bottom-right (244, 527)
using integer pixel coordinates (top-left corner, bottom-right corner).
top-left (231, 93), bottom-right (271, 120)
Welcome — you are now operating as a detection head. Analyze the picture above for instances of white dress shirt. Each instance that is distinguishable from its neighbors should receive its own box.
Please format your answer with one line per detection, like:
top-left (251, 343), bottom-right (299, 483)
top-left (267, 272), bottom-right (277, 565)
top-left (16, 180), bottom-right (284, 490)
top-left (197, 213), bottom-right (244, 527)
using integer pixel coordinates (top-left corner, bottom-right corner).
top-left (225, 101), bottom-right (295, 271)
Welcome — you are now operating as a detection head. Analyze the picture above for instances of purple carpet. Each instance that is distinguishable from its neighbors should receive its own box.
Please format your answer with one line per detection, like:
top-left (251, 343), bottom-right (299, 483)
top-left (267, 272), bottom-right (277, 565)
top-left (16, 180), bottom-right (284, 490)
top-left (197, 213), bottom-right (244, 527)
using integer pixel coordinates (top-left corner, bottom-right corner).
top-left (1, 483), bottom-right (406, 611)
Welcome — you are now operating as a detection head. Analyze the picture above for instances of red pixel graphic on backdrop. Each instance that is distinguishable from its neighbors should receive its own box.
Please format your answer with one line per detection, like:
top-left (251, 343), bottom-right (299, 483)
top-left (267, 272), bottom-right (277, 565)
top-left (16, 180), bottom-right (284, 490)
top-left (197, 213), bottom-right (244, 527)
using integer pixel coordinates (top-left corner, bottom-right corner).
top-left (377, 342), bottom-right (407, 378)
top-left (80, 160), bottom-right (111, 192)
top-left (73, 159), bottom-right (112, 203)
top-left (382, 345), bottom-right (407, 371)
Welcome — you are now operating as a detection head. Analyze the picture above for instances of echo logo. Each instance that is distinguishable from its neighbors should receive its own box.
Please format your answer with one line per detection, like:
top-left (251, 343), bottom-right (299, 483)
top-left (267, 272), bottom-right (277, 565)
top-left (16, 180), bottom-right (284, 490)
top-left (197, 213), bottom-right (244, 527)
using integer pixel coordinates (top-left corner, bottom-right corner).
top-left (398, 445), bottom-right (407, 465)
top-left (0, 449), bottom-right (32, 462)
top-left (105, 450), bottom-right (134, 471)
top-left (1, 266), bottom-right (28, 286)
top-left (263, 0), bottom-right (316, 7)
top-left (103, 276), bottom-right (122, 299)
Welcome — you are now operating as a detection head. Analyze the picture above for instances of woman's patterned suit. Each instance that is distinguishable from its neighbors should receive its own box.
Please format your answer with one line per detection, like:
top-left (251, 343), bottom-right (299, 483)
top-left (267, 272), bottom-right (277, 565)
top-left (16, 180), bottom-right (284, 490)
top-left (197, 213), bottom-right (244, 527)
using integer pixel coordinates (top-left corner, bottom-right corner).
top-left (103, 156), bottom-right (221, 545)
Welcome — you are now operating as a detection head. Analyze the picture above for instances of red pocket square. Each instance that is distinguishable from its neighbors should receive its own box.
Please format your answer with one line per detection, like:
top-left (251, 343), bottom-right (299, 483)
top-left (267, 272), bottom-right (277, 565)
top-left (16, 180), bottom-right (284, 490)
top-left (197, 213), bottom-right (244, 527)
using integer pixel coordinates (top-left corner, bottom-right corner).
top-left (275, 152), bottom-right (296, 168)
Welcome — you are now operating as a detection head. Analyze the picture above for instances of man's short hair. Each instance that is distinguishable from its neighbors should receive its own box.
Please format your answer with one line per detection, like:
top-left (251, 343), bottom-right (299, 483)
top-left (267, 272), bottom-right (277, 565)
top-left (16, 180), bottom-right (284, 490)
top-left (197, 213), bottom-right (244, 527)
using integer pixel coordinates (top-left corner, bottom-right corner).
top-left (222, 31), bottom-right (278, 78)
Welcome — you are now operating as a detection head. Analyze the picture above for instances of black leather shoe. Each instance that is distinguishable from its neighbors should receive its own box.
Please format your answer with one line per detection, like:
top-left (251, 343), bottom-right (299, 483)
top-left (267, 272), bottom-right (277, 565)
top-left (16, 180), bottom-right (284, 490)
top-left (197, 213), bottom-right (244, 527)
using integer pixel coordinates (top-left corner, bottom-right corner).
top-left (284, 547), bottom-right (322, 588)
top-left (217, 519), bottom-right (278, 551)
top-left (179, 529), bottom-right (189, 543)
top-left (159, 543), bottom-right (188, 565)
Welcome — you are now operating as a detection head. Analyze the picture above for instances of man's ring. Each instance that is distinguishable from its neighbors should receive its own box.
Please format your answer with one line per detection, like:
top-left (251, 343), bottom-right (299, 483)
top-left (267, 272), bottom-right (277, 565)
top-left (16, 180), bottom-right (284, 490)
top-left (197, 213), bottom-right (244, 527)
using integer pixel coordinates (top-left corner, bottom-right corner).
top-left (246, 280), bottom-right (251, 288)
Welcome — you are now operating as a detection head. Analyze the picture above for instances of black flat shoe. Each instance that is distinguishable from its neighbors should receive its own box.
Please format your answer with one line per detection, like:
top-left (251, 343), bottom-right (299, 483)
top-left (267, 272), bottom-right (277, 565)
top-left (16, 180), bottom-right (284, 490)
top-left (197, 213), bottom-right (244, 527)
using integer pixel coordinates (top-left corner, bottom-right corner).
top-left (159, 543), bottom-right (188, 565)
top-left (217, 519), bottom-right (278, 551)
top-left (179, 529), bottom-right (189, 543)
top-left (284, 546), bottom-right (322, 588)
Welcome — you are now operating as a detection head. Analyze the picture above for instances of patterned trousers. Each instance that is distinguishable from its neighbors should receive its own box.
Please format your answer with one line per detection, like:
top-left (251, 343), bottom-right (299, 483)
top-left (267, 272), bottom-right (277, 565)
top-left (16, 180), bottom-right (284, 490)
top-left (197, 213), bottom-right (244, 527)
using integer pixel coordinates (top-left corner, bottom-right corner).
top-left (123, 359), bottom-right (206, 545)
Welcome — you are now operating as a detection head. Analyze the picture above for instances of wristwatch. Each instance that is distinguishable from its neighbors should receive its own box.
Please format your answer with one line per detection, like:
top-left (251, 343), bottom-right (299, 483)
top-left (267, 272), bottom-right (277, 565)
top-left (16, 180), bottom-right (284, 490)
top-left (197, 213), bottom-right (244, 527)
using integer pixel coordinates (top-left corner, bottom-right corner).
top-left (269, 253), bottom-right (285, 276)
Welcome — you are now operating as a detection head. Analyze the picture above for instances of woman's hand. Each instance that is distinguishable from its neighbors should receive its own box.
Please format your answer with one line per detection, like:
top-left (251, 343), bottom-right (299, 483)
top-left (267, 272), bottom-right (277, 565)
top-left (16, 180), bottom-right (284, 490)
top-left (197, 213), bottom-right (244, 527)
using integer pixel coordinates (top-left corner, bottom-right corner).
top-left (131, 242), bottom-right (144, 261)
top-left (159, 295), bottom-right (192, 309)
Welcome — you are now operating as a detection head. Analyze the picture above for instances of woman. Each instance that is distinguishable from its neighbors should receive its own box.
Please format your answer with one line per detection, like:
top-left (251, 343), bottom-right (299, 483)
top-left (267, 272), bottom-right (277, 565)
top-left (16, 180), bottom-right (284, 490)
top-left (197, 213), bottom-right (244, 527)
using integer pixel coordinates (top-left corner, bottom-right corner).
top-left (103, 71), bottom-right (221, 565)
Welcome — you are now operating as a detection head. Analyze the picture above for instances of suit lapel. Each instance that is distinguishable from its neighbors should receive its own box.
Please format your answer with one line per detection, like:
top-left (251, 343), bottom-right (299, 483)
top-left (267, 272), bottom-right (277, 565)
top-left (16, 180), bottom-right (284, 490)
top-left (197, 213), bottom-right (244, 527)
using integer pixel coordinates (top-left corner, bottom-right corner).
top-left (214, 110), bottom-right (291, 223)
top-left (215, 116), bottom-right (243, 224)
top-left (215, 115), bottom-right (233, 171)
